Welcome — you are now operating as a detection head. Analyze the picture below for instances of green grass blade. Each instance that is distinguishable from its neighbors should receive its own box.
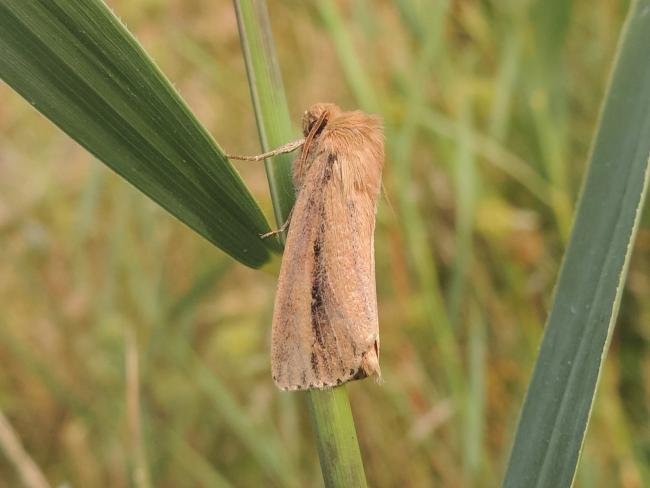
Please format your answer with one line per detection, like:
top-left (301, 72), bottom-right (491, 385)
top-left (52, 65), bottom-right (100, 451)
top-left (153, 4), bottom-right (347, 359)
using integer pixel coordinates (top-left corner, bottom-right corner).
top-left (464, 302), bottom-right (487, 484)
top-left (530, 0), bottom-right (573, 72)
top-left (503, 2), bottom-right (650, 486)
top-left (0, 0), bottom-right (275, 268)
top-left (167, 433), bottom-right (234, 488)
top-left (233, 1), bottom-right (368, 486)
top-left (488, 13), bottom-right (522, 142)
top-left (193, 357), bottom-right (299, 488)
top-left (448, 99), bottom-right (477, 325)
top-left (316, 0), bottom-right (380, 113)
top-left (526, 0), bottom-right (574, 240)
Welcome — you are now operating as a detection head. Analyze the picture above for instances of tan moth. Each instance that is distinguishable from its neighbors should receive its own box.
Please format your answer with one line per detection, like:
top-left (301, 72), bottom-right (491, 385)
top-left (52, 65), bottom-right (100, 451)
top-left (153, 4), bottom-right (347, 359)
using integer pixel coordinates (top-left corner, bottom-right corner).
top-left (228, 103), bottom-right (384, 391)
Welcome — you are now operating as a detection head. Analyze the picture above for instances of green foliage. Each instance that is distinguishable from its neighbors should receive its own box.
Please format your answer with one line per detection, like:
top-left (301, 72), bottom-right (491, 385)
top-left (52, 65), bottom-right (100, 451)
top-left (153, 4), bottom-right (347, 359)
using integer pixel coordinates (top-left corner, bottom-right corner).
top-left (504, 1), bottom-right (650, 485)
top-left (0, 0), bottom-right (277, 268)
top-left (0, 0), bottom-right (647, 487)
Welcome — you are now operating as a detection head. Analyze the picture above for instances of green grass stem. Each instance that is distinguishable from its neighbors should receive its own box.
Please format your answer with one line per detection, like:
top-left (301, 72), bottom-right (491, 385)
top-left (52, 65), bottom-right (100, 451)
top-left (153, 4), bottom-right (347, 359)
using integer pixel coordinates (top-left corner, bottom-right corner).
top-left (233, 1), bottom-right (368, 486)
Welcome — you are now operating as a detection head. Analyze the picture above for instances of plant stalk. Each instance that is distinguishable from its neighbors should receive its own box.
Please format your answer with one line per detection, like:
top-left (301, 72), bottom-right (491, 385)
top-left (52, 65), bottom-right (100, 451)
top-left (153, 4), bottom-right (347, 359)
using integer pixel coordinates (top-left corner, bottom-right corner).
top-left (233, 1), bottom-right (368, 486)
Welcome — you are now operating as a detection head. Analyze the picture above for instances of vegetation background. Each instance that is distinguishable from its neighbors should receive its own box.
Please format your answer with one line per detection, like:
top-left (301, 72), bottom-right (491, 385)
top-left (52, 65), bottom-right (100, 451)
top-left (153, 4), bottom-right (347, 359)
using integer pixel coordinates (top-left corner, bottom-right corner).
top-left (0, 0), bottom-right (647, 486)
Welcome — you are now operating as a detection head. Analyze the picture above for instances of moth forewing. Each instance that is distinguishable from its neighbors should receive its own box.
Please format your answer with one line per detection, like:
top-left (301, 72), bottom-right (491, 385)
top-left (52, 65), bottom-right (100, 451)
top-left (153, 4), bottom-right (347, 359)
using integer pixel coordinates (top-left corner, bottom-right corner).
top-left (271, 103), bottom-right (384, 391)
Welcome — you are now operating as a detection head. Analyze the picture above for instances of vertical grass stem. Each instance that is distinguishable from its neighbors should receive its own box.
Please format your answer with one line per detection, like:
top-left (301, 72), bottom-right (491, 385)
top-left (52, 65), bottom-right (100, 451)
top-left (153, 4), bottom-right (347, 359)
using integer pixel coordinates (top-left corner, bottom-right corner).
top-left (233, 1), bottom-right (368, 486)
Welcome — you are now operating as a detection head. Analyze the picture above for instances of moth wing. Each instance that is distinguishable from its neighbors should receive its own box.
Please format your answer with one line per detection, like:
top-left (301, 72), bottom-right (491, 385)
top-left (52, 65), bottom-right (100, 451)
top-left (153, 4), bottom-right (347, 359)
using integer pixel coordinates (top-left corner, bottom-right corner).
top-left (271, 144), bottom-right (381, 391)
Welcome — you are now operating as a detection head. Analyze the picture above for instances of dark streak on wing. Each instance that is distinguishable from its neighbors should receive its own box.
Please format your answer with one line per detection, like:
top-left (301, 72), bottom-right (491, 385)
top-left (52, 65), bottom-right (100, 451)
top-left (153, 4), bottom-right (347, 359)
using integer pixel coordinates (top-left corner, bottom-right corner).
top-left (310, 351), bottom-right (319, 376)
top-left (308, 152), bottom-right (338, 377)
top-left (324, 153), bottom-right (335, 182)
top-left (310, 237), bottom-right (326, 349)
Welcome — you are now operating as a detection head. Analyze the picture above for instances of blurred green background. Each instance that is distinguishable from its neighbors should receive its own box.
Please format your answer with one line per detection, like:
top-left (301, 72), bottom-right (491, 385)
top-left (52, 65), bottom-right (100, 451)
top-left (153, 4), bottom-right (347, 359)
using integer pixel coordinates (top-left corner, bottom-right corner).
top-left (0, 0), bottom-right (648, 487)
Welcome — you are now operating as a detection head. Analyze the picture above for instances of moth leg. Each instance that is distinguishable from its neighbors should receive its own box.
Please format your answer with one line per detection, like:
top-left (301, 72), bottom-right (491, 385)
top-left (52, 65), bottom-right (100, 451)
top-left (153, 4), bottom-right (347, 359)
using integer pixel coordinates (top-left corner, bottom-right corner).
top-left (260, 208), bottom-right (294, 239)
top-left (226, 138), bottom-right (305, 161)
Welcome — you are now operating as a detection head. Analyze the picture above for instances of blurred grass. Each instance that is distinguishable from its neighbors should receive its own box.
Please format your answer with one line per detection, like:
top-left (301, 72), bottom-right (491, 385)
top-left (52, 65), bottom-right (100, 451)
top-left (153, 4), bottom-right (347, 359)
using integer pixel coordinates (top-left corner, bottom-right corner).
top-left (504, 0), bottom-right (650, 482)
top-left (0, 0), bottom-right (647, 487)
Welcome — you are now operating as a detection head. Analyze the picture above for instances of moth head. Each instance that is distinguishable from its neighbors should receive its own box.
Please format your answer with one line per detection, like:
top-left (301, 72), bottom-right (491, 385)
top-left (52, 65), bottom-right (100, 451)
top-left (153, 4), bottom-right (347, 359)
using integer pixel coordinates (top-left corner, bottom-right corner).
top-left (302, 103), bottom-right (341, 137)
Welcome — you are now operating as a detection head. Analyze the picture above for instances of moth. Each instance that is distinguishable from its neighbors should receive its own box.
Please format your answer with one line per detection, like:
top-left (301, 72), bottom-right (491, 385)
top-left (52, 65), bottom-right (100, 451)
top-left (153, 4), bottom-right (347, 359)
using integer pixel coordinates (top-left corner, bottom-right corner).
top-left (229, 103), bottom-right (384, 390)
